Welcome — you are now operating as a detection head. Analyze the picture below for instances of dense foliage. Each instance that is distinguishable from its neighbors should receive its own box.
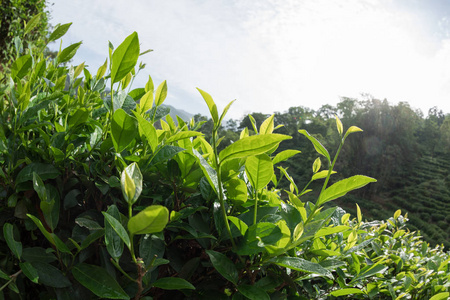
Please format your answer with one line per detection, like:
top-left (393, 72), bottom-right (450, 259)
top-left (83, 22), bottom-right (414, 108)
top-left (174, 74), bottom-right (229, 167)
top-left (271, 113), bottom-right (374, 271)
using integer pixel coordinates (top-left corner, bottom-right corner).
top-left (0, 0), bottom-right (50, 72)
top-left (1, 19), bottom-right (450, 300)
top-left (197, 97), bottom-right (450, 248)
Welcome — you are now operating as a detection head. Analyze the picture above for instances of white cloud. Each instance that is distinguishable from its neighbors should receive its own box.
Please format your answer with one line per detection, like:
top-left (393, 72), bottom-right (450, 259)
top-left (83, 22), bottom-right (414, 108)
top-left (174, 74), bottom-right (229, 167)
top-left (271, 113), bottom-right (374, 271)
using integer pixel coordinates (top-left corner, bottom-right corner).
top-left (49, 0), bottom-right (450, 119)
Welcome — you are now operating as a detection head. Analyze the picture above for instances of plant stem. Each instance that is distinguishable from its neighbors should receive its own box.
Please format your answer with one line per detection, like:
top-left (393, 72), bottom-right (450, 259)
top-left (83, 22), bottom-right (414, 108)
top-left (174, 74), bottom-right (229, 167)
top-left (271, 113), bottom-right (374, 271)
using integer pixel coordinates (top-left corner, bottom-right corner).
top-left (110, 258), bottom-right (137, 282)
top-left (253, 190), bottom-right (259, 225)
top-left (0, 270), bottom-right (22, 292)
top-left (212, 127), bottom-right (236, 249)
top-left (306, 137), bottom-right (345, 224)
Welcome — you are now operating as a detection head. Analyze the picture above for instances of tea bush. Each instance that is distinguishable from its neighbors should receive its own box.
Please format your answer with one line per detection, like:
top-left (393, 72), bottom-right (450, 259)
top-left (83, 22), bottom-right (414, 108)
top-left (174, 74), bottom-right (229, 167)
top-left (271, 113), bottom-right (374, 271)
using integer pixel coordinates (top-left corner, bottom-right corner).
top-left (1, 21), bottom-right (449, 300)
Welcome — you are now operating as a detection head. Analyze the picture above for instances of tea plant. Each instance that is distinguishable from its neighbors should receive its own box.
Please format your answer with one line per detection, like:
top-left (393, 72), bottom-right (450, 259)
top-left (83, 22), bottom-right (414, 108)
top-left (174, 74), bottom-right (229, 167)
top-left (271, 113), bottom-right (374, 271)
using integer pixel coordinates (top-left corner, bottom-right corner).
top-left (0, 19), bottom-right (449, 300)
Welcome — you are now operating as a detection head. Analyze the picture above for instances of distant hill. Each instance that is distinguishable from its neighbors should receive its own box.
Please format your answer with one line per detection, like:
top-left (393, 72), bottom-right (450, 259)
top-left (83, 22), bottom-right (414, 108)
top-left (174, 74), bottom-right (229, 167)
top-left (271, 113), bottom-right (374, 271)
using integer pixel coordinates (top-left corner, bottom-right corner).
top-left (164, 104), bottom-right (193, 123)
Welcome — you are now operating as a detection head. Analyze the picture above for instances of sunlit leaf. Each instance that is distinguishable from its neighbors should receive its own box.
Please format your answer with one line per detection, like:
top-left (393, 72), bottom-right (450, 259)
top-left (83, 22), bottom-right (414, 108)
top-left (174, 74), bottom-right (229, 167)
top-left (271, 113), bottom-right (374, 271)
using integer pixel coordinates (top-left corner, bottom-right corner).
top-left (111, 32), bottom-right (140, 83)
top-left (318, 175), bottom-right (377, 205)
top-left (57, 42), bottom-right (82, 64)
top-left (245, 154), bottom-right (273, 190)
top-left (197, 88), bottom-right (218, 125)
top-left (48, 22), bottom-right (72, 42)
top-left (272, 150), bottom-right (301, 165)
top-left (298, 129), bottom-right (330, 162)
top-left (154, 80), bottom-right (168, 106)
top-left (128, 205), bottom-right (169, 235)
top-left (259, 114), bottom-right (275, 135)
top-left (121, 162), bottom-right (142, 205)
top-left (220, 134), bottom-right (291, 163)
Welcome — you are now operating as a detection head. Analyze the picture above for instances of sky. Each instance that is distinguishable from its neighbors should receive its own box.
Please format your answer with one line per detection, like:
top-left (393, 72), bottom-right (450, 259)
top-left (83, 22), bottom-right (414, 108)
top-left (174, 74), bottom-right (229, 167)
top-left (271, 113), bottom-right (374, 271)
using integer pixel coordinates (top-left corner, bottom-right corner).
top-left (48, 0), bottom-right (450, 120)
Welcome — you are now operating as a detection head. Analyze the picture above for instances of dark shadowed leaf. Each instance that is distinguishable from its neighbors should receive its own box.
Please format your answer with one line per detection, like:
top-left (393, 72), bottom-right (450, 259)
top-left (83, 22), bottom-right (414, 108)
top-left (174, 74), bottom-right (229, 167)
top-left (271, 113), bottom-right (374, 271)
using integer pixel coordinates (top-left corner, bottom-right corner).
top-left (73, 263), bottom-right (128, 299)
top-left (206, 250), bottom-right (238, 285)
top-left (3, 223), bottom-right (22, 259)
top-left (152, 277), bottom-right (195, 290)
top-left (31, 262), bottom-right (71, 288)
top-left (237, 284), bottom-right (270, 300)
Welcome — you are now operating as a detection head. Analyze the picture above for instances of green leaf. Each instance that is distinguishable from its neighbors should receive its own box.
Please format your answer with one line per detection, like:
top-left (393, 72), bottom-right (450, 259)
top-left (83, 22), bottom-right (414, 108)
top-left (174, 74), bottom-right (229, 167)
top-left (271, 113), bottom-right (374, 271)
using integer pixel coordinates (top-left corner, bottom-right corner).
top-left (197, 88), bottom-right (218, 125)
top-left (225, 178), bottom-right (248, 205)
top-left (102, 212), bottom-right (131, 250)
top-left (206, 250), bottom-right (239, 285)
top-left (0, 269), bottom-right (9, 280)
top-left (165, 131), bottom-right (203, 143)
top-left (298, 129), bottom-right (330, 162)
top-left (430, 292), bottom-right (450, 300)
top-left (57, 42), bottom-right (82, 64)
top-left (31, 262), bottom-right (71, 288)
top-left (228, 216), bottom-right (248, 236)
top-left (24, 13), bottom-right (43, 37)
top-left (248, 115), bottom-right (258, 133)
top-left (15, 163), bottom-right (60, 185)
top-left (139, 234), bottom-right (165, 269)
top-left (237, 222), bottom-right (282, 255)
top-left (218, 100), bottom-right (236, 127)
top-left (73, 263), bottom-right (129, 299)
top-left (335, 115), bottom-right (343, 135)
top-left (311, 170), bottom-right (336, 181)
top-left (104, 205), bottom-right (124, 260)
top-left (237, 284), bottom-right (270, 300)
top-left (3, 223), bottom-right (22, 259)
top-left (11, 54), bottom-right (32, 80)
top-left (259, 114), bottom-right (275, 135)
top-left (154, 80), bottom-right (168, 106)
top-left (80, 229), bottom-right (105, 250)
top-left (121, 162), bottom-right (142, 205)
top-left (192, 149), bottom-right (219, 194)
top-left (270, 257), bottom-right (332, 277)
top-left (145, 75), bottom-right (154, 92)
top-left (245, 154), bottom-right (273, 190)
top-left (312, 158), bottom-right (321, 173)
top-left (152, 277), bottom-right (195, 290)
top-left (22, 247), bottom-right (57, 263)
top-left (32, 172), bottom-right (47, 202)
top-left (111, 108), bottom-right (138, 152)
top-left (315, 225), bottom-right (350, 238)
top-left (20, 262), bottom-right (39, 283)
top-left (49, 23), bottom-right (72, 42)
top-left (111, 31), bottom-right (140, 83)
top-left (344, 125), bottom-right (363, 139)
top-left (349, 263), bottom-right (387, 284)
top-left (68, 108), bottom-right (89, 128)
top-left (134, 112), bottom-right (158, 152)
top-left (272, 150), bottom-right (301, 165)
top-left (39, 184), bottom-right (60, 231)
top-left (318, 175), bottom-right (377, 205)
top-left (330, 288), bottom-right (364, 297)
top-left (220, 134), bottom-right (291, 163)
top-left (279, 202), bottom-right (302, 232)
top-left (128, 205), bottom-right (169, 235)
top-left (26, 214), bottom-right (71, 253)
top-left (151, 145), bottom-right (185, 165)
top-left (139, 90), bottom-right (153, 112)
